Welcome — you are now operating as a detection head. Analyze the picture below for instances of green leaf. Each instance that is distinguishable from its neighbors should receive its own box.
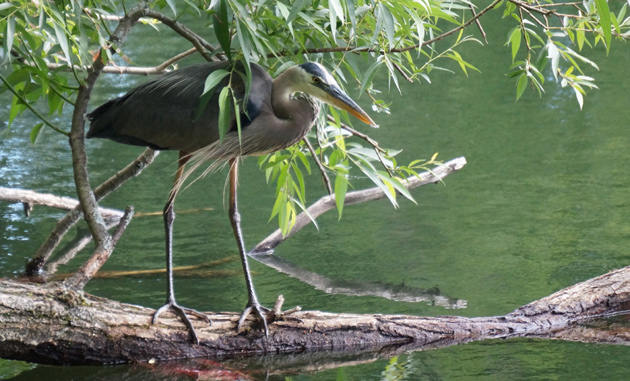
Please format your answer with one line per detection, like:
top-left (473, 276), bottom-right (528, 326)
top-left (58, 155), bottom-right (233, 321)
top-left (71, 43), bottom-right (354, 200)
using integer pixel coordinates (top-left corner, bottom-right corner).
top-left (594, 0), bottom-right (612, 53)
top-left (195, 69), bottom-right (229, 120)
top-left (30, 123), bottom-right (44, 144)
top-left (235, 20), bottom-right (251, 67)
top-left (610, 11), bottom-right (621, 35)
top-left (165, 0), bottom-right (177, 15)
top-left (297, 12), bottom-right (326, 35)
top-left (334, 173), bottom-right (348, 219)
top-left (232, 93), bottom-right (242, 144)
top-left (516, 74), bottom-right (527, 101)
top-left (218, 86), bottom-right (231, 142)
top-left (288, 0), bottom-right (310, 22)
top-left (508, 27), bottom-right (521, 62)
top-left (359, 59), bottom-right (382, 98)
top-left (202, 69), bottom-right (230, 95)
top-left (6, 16), bottom-right (15, 60)
top-left (576, 25), bottom-right (585, 51)
top-left (53, 22), bottom-right (71, 64)
top-left (213, 0), bottom-right (232, 61)
top-left (379, 4), bottom-right (396, 49)
top-left (291, 162), bottom-right (306, 205)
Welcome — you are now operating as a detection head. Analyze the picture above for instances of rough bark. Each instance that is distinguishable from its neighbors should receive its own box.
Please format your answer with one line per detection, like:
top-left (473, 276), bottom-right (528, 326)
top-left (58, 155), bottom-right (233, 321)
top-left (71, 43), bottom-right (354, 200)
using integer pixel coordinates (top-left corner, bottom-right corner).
top-left (1, 263), bottom-right (629, 365)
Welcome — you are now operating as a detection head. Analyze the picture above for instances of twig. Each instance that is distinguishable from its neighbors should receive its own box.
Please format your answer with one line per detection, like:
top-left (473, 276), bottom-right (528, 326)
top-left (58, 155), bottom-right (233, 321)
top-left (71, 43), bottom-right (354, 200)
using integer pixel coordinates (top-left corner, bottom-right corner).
top-left (45, 221), bottom-right (119, 276)
top-left (63, 206), bottom-right (134, 289)
top-left (469, 3), bottom-right (488, 44)
top-left (144, 10), bottom-right (220, 62)
top-left (391, 61), bottom-right (413, 83)
top-left (303, 137), bottom-right (333, 195)
top-left (326, 115), bottom-right (393, 177)
top-left (111, 206), bottom-right (134, 244)
top-left (520, 6), bottom-right (547, 29)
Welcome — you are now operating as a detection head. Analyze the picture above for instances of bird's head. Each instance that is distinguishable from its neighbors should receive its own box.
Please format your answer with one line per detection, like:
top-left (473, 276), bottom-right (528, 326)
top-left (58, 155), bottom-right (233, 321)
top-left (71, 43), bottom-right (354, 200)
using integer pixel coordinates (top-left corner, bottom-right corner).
top-left (285, 62), bottom-right (377, 127)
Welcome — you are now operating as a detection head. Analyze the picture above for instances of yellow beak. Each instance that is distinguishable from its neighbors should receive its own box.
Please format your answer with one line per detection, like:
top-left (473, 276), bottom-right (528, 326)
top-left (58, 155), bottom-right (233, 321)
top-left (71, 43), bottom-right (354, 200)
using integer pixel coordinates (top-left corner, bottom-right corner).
top-left (324, 85), bottom-right (377, 127)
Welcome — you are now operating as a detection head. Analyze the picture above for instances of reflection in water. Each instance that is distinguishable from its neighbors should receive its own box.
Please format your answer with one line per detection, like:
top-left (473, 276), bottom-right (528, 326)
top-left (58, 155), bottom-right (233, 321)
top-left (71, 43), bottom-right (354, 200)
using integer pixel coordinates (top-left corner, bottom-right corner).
top-left (251, 253), bottom-right (467, 309)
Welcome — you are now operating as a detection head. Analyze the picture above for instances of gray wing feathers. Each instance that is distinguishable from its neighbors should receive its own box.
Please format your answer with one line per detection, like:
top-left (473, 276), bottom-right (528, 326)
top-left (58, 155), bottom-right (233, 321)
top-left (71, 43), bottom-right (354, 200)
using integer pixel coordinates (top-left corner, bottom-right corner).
top-left (87, 62), bottom-right (272, 153)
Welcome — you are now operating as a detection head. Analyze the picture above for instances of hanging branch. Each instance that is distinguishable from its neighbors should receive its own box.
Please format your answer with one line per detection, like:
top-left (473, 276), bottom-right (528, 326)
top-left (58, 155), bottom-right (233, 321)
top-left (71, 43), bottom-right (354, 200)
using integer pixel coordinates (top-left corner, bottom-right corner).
top-left (326, 115), bottom-right (394, 177)
top-left (0, 73), bottom-right (69, 136)
top-left (252, 156), bottom-right (466, 254)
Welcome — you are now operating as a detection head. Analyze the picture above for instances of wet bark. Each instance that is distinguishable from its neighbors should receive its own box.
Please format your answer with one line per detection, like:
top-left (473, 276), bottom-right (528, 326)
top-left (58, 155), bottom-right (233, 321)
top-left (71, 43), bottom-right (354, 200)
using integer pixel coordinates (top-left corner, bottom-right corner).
top-left (1, 263), bottom-right (629, 365)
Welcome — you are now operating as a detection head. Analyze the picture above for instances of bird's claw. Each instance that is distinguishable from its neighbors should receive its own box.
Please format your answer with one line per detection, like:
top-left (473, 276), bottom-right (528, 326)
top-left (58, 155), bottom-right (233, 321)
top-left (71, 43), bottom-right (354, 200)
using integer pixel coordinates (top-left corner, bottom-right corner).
top-left (237, 303), bottom-right (272, 336)
top-left (152, 302), bottom-right (210, 344)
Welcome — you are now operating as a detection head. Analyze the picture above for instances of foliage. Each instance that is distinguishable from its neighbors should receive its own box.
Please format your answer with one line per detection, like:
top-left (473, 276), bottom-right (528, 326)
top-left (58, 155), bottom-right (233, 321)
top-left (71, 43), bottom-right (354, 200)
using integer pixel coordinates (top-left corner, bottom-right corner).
top-left (1, 0), bottom-right (628, 234)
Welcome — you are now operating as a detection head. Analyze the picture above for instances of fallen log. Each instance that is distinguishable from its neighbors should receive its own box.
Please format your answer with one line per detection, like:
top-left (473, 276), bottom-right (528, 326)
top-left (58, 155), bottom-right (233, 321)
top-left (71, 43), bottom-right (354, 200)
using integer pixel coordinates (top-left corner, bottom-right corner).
top-left (1, 263), bottom-right (629, 365)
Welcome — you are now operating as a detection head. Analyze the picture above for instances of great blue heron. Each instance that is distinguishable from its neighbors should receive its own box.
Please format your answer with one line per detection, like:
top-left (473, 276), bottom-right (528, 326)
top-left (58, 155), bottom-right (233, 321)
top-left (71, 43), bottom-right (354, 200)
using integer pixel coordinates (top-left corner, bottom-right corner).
top-left (87, 61), bottom-right (375, 343)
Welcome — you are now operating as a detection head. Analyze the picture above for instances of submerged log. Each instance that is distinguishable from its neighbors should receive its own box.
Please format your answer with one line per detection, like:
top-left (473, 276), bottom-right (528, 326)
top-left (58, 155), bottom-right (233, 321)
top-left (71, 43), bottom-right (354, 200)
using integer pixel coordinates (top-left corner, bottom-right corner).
top-left (1, 263), bottom-right (629, 365)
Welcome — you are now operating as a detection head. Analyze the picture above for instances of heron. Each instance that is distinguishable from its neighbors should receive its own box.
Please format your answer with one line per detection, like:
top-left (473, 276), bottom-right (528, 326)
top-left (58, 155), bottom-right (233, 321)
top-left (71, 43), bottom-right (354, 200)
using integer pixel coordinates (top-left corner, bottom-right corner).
top-left (87, 60), bottom-right (376, 343)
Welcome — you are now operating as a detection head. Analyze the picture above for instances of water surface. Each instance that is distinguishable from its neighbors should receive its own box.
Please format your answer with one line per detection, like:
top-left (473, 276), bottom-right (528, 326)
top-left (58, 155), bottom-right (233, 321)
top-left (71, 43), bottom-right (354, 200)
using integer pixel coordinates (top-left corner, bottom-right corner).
top-left (2, 8), bottom-right (630, 380)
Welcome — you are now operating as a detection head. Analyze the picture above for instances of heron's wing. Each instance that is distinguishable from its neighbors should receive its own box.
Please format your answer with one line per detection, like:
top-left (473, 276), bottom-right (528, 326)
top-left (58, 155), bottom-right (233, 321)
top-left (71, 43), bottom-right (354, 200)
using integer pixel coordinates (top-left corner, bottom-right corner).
top-left (87, 61), bottom-right (272, 153)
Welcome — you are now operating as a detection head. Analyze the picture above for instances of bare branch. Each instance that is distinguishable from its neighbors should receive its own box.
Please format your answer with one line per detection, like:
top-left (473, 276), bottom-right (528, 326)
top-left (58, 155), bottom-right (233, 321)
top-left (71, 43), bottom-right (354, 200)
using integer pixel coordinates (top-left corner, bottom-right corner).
top-left (26, 148), bottom-right (159, 275)
top-left (0, 187), bottom-right (123, 219)
top-left (44, 47), bottom-right (198, 75)
top-left (63, 206), bottom-right (134, 289)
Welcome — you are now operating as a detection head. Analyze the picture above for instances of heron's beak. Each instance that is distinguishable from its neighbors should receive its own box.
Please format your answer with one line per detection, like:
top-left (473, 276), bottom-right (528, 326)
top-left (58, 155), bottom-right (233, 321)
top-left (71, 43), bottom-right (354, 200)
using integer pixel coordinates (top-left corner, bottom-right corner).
top-left (325, 85), bottom-right (377, 127)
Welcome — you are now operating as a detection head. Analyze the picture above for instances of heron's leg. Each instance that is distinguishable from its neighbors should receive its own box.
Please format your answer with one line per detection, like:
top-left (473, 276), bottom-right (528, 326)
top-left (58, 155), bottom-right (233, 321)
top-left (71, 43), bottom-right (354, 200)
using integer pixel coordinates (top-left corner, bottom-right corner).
top-left (152, 152), bottom-right (209, 344)
top-left (228, 159), bottom-right (271, 336)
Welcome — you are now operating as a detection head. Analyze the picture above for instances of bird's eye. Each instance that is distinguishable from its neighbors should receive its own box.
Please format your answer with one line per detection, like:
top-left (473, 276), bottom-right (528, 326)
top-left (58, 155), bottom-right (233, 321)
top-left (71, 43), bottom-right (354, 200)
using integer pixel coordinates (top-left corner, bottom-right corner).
top-left (312, 76), bottom-right (321, 84)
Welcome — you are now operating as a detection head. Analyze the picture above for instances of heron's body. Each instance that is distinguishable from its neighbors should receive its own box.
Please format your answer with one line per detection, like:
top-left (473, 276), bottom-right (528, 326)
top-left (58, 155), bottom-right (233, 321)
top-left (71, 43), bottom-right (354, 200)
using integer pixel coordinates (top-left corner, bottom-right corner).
top-left (88, 61), bottom-right (318, 156)
top-left (87, 60), bottom-right (374, 342)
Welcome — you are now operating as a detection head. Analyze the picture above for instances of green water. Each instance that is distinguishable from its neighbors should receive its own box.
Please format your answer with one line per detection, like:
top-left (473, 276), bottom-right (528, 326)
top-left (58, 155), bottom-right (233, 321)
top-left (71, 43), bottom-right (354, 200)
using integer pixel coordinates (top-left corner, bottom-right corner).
top-left (2, 8), bottom-right (630, 380)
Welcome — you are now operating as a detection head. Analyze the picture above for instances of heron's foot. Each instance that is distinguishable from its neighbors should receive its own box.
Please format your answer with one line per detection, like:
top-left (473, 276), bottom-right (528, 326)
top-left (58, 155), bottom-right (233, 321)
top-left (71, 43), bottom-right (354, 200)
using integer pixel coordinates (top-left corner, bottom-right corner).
top-left (152, 302), bottom-right (210, 344)
top-left (237, 302), bottom-right (271, 336)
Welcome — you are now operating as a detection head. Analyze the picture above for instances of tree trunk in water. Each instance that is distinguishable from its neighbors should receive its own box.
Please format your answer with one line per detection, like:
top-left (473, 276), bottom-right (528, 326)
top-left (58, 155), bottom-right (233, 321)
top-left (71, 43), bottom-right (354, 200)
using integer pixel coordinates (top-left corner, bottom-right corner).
top-left (1, 263), bottom-right (629, 365)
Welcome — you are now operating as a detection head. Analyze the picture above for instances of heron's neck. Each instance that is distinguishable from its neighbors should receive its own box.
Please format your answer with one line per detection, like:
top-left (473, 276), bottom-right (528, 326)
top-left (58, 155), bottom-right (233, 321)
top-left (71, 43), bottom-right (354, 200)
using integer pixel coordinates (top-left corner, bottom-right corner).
top-left (271, 70), bottom-right (317, 125)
